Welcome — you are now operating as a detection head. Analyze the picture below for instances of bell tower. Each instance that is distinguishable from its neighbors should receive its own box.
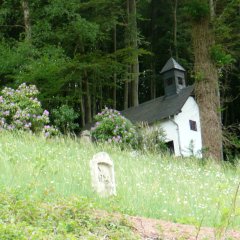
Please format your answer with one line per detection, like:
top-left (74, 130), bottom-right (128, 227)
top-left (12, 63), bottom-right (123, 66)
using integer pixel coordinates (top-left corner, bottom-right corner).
top-left (160, 57), bottom-right (186, 96)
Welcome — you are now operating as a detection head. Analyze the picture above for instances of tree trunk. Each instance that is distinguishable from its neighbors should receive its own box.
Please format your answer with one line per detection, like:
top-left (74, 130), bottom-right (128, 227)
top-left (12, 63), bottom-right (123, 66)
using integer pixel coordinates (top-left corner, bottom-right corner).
top-left (131, 55), bottom-right (139, 107)
top-left (129, 0), bottom-right (139, 107)
top-left (150, 0), bottom-right (157, 100)
top-left (192, 18), bottom-right (223, 161)
top-left (209, 0), bottom-right (215, 19)
top-left (21, 0), bottom-right (31, 41)
top-left (124, 76), bottom-right (129, 110)
top-left (80, 97), bottom-right (85, 127)
top-left (113, 24), bottom-right (117, 109)
top-left (92, 82), bottom-right (97, 117)
top-left (124, 0), bottom-right (130, 110)
top-left (83, 71), bottom-right (92, 124)
top-left (79, 79), bottom-right (85, 127)
top-left (172, 0), bottom-right (178, 59)
top-left (99, 83), bottom-right (103, 111)
top-left (150, 63), bottom-right (156, 99)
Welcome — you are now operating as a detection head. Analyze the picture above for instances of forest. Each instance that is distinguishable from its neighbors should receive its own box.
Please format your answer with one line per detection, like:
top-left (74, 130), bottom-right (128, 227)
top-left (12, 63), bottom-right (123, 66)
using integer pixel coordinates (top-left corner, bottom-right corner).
top-left (0, 0), bottom-right (240, 160)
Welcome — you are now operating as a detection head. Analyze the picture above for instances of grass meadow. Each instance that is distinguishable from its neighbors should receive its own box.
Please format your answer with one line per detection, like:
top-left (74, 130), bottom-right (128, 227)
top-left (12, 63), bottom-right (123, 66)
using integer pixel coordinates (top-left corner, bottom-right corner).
top-left (1, 131), bottom-right (240, 230)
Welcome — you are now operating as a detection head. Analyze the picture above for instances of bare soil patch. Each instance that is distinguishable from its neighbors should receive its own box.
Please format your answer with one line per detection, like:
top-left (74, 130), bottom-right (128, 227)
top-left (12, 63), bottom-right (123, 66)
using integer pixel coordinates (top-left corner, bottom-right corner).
top-left (129, 215), bottom-right (240, 240)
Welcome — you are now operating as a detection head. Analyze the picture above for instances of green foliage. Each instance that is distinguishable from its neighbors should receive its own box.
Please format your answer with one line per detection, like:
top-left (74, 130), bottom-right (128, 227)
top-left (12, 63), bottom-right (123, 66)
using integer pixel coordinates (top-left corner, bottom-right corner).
top-left (137, 122), bottom-right (167, 153)
top-left (191, 70), bottom-right (205, 82)
top-left (0, 225), bottom-right (25, 240)
top-left (32, 1), bottom-right (100, 48)
top-left (0, 191), bottom-right (139, 239)
top-left (52, 105), bottom-right (79, 134)
top-left (214, 182), bottom-right (240, 240)
top-left (223, 125), bottom-right (240, 163)
top-left (0, 41), bottom-right (35, 83)
top-left (0, 0), bottom-right (126, 119)
top-left (210, 44), bottom-right (234, 67)
top-left (16, 46), bottom-right (72, 98)
top-left (185, 0), bottom-right (210, 21)
top-left (0, 0), bottom-right (240, 158)
top-left (91, 108), bottom-right (138, 148)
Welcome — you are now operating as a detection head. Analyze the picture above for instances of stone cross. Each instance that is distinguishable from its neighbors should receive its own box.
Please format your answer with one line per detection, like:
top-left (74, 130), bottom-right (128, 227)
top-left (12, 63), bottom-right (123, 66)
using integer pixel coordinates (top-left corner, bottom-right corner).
top-left (90, 152), bottom-right (116, 197)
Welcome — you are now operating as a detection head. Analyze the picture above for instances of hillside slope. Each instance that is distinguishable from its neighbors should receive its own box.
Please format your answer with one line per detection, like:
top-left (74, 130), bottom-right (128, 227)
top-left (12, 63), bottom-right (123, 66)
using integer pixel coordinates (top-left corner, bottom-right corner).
top-left (0, 132), bottom-right (240, 234)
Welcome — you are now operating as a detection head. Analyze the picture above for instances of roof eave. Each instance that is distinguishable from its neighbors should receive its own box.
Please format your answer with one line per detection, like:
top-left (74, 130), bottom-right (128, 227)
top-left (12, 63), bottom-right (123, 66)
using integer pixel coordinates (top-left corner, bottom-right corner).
top-left (160, 68), bottom-right (186, 74)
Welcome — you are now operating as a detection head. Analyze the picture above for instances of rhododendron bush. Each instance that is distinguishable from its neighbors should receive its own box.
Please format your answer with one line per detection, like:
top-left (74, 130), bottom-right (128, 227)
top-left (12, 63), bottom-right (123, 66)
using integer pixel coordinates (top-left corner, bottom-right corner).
top-left (90, 107), bottom-right (138, 148)
top-left (0, 83), bottom-right (58, 136)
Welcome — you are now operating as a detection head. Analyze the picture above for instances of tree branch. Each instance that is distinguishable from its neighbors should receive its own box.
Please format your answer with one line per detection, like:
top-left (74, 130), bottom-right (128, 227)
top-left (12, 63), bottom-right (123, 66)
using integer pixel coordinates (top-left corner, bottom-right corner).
top-left (0, 24), bottom-right (25, 29)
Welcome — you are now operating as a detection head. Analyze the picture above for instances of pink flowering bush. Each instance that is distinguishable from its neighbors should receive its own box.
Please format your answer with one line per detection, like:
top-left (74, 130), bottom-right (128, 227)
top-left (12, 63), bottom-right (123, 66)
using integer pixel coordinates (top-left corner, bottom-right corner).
top-left (0, 83), bottom-right (58, 136)
top-left (42, 124), bottom-right (59, 137)
top-left (91, 107), bottom-right (138, 148)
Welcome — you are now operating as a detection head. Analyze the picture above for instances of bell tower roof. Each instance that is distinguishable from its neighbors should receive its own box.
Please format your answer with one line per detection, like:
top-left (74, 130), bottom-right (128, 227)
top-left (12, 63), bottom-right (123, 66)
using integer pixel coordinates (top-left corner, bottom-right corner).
top-left (160, 57), bottom-right (187, 96)
top-left (160, 57), bottom-right (185, 74)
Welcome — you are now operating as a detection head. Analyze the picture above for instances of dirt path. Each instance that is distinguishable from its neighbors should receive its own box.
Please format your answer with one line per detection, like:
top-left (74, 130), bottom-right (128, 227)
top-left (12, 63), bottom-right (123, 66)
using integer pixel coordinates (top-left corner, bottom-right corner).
top-left (129, 216), bottom-right (240, 240)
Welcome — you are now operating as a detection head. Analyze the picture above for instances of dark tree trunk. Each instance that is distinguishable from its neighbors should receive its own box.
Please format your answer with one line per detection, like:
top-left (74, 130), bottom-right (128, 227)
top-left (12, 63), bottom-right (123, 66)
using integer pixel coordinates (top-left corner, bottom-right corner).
top-left (92, 82), bottom-right (97, 117)
top-left (124, 0), bottom-right (130, 110)
top-left (129, 0), bottom-right (139, 107)
top-left (150, 0), bottom-right (157, 99)
top-left (80, 97), bottom-right (85, 127)
top-left (172, 0), bottom-right (178, 59)
top-left (113, 24), bottom-right (117, 109)
top-left (99, 83), bottom-right (103, 111)
top-left (79, 79), bottom-right (85, 127)
top-left (83, 71), bottom-right (92, 124)
top-left (124, 75), bottom-right (129, 110)
top-left (150, 63), bottom-right (156, 99)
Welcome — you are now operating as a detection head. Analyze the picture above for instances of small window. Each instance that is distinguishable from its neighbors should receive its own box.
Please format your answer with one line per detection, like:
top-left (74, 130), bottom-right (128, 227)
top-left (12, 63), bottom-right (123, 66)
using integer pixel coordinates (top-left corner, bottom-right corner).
top-left (178, 77), bottom-right (183, 85)
top-left (166, 77), bottom-right (173, 86)
top-left (189, 120), bottom-right (197, 131)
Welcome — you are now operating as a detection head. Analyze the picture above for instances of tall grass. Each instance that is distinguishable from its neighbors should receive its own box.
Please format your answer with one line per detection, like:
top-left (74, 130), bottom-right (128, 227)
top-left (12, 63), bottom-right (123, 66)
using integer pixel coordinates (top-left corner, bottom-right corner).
top-left (0, 131), bottom-right (240, 229)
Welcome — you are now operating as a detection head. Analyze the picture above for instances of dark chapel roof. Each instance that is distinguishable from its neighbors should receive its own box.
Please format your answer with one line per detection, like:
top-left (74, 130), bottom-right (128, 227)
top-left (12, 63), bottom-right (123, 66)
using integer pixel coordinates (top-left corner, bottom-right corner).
top-left (121, 85), bottom-right (194, 124)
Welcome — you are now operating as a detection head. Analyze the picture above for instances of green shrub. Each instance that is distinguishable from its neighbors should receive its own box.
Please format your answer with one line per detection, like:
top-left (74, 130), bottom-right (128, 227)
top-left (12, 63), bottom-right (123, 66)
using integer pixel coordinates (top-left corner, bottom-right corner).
top-left (52, 105), bottom-right (79, 134)
top-left (0, 191), bottom-right (139, 239)
top-left (210, 44), bottom-right (234, 67)
top-left (0, 225), bottom-right (25, 240)
top-left (91, 107), bottom-right (138, 148)
top-left (137, 122), bottom-right (167, 153)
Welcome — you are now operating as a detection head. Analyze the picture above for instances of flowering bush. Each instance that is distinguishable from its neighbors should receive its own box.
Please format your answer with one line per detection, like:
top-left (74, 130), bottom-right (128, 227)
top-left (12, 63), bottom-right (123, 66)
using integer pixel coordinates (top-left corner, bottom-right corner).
top-left (0, 83), bottom-right (58, 136)
top-left (91, 107), bottom-right (138, 148)
top-left (42, 125), bottom-right (59, 137)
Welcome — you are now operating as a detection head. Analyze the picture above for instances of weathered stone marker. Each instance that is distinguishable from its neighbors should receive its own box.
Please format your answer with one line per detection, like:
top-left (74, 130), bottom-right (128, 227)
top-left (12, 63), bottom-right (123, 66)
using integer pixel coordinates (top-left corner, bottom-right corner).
top-left (80, 130), bottom-right (92, 143)
top-left (90, 152), bottom-right (116, 197)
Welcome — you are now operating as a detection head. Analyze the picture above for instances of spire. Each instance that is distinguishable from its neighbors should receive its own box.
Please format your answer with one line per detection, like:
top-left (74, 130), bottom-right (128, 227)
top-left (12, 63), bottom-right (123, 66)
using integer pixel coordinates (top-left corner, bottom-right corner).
top-left (160, 57), bottom-right (185, 74)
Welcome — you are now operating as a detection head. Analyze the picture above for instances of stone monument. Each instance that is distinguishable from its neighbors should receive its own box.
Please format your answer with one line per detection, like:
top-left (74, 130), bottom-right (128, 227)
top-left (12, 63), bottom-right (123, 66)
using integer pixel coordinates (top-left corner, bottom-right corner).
top-left (90, 152), bottom-right (116, 197)
top-left (81, 130), bottom-right (92, 143)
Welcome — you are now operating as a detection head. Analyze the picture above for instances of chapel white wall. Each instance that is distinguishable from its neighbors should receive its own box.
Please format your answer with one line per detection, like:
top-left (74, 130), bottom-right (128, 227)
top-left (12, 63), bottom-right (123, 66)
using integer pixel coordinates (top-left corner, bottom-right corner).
top-left (158, 97), bottom-right (202, 157)
top-left (160, 120), bottom-right (181, 156)
top-left (174, 96), bottom-right (202, 157)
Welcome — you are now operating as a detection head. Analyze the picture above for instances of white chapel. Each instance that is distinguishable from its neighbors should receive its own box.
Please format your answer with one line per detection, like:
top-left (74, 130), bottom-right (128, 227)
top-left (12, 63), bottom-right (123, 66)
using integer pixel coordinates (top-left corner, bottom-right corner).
top-left (122, 58), bottom-right (203, 157)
